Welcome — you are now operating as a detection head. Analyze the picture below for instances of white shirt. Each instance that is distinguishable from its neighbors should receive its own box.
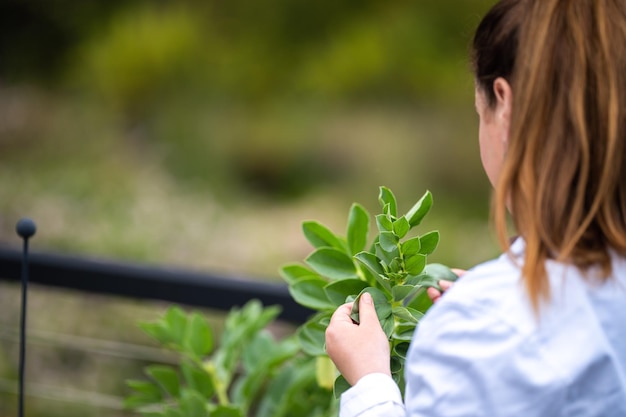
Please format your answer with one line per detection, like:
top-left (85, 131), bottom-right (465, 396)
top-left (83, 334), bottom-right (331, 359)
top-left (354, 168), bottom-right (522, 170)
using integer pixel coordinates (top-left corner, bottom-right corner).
top-left (340, 239), bottom-right (626, 416)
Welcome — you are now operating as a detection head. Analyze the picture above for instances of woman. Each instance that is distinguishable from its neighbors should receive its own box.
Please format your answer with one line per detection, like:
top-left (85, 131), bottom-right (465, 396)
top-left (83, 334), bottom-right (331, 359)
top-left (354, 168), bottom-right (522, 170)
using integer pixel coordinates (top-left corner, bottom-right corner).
top-left (325, 0), bottom-right (626, 415)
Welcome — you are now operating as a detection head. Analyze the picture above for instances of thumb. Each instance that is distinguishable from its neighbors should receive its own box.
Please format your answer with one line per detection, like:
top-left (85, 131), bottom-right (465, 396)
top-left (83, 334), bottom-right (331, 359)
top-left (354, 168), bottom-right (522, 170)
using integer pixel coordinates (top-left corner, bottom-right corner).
top-left (358, 292), bottom-right (381, 325)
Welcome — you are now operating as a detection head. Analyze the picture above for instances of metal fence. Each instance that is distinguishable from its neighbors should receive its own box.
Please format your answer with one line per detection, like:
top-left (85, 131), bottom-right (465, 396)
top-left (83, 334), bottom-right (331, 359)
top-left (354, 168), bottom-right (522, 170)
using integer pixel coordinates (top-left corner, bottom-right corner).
top-left (0, 245), bottom-right (313, 416)
top-left (0, 246), bottom-right (311, 324)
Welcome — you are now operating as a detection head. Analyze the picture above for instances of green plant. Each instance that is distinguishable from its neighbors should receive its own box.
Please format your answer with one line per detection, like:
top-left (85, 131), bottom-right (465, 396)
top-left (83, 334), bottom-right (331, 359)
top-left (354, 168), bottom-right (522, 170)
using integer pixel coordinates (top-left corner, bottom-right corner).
top-left (125, 301), bottom-right (337, 417)
top-left (125, 187), bottom-right (455, 416)
top-left (280, 186), bottom-right (457, 397)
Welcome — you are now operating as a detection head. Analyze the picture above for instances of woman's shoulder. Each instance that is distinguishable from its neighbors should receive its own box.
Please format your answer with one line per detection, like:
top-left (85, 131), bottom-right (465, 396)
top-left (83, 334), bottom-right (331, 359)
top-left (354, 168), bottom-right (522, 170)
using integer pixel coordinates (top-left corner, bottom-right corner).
top-left (408, 243), bottom-right (626, 415)
top-left (433, 245), bottom-right (530, 326)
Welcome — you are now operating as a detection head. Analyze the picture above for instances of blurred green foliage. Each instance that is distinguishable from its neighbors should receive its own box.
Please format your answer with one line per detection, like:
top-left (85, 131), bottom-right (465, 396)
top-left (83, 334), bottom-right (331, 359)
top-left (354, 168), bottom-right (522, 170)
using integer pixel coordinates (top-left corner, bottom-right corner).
top-left (0, 0), bottom-right (500, 267)
top-left (0, 0), bottom-right (500, 268)
top-left (0, 2), bottom-right (502, 416)
top-left (126, 301), bottom-right (337, 417)
top-left (4, 0), bottom-right (491, 102)
top-left (77, 1), bottom-right (489, 104)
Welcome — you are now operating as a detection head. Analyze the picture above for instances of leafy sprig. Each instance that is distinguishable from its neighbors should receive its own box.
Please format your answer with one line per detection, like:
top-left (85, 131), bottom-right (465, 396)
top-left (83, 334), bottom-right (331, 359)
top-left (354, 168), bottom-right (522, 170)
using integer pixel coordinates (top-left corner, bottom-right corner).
top-left (281, 187), bottom-right (458, 397)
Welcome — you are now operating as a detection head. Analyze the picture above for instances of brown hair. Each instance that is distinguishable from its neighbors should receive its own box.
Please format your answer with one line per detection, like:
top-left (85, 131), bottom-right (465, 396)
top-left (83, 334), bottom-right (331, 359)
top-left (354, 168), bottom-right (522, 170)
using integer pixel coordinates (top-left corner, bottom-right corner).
top-left (473, 0), bottom-right (626, 312)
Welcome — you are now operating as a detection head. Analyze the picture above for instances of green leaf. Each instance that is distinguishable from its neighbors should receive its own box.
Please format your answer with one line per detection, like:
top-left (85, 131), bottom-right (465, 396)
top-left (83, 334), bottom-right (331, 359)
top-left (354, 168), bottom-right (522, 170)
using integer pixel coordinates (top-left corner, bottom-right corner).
top-left (345, 294), bottom-right (357, 304)
top-left (393, 342), bottom-right (410, 359)
top-left (414, 274), bottom-right (440, 290)
top-left (405, 190), bottom-right (433, 227)
top-left (211, 405), bottom-right (243, 417)
top-left (164, 408), bottom-right (184, 417)
top-left (394, 372), bottom-right (406, 396)
top-left (392, 216), bottom-right (410, 239)
top-left (414, 265), bottom-right (459, 291)
top-left (375, 214), bottom-right (393, 232)
top-left (139, 321), bottom-right (172, 346)
top-left (317, 314), bottom-right (331, 327)
top-left (256, 357), bottom-right (323, 417)
top-left (354, 251), bottom-right (392, 292)
top-left (333, 375), bottom-right (351, 399)
top-left (354, 251), bottom-right (384, 276)
top-left (388, 258), bottom-right (402, 273)
top-left (180, 360), bottom-right (214, 398)
top-left (324, 279), bottom-right (369, 306)
top-left (378, 186), bottom-right (398, 218)
top-left (305, 248), bottom-right (358, 280)
top-left (419, 231), bottom-right (440, 255)
top-left (123, 394), bottom-right (160, 410)
top-left (297, 319), bottom-right (328, 356)
top-left (400, 236), bottom-right (421, 256)
top-left (135, 407), bottom-right (177, 417)
top-left (406, 307), bottom-right (424, 322)
top-left (214, 302), bottom-right (282, 386)
top-left (405, 254), bottom-right (426, 275)
top-left (390, 356), bottom-right (403, 374)
top-left (164, 306), bottom-right (188, 345)
top-left (406, 288), bottom-right (434, 313)
top-left (375, 241), bottom-right (399, 265)
top-left (302, 221), bottom-right (345, 250)
top-left (315, 355), bottom-right (337, 390)
top-left (289, 278), bottom-right (335, 310)
top-left (185, 313), bottom-right (213, 358)
top-left (392, 306), bottom-right (418, 324)
top-left (346, 203), bottom-right (370, 255)
top-left (279, 264), bottom-right (316, 285)
top-left (350, 287), bottom-right (392, 324)
top-left (240, 331), bottom-right (274, 372)
top-left (381, 315), bottom-right (395, 338)
top-left (243, 332), bottom-right (299, 374)
top-left (393, 324), bottom-right (416, 342)
top-left (391, 285), bottom-right (419, 302)
top-left (379, 231), bottom-right (399, 253)
top-left (179, 389), bottom-right (210, 417)
top-left (423, 263), bottom-right (459, 282)
top-left (124, 380), bottom-right (162, 409)
top-left (233, 333), bottom-right (300, 411)
top-left (127, 379), bottom-right (162, 397)
top-left (146, 365), bottom-right (180, 398)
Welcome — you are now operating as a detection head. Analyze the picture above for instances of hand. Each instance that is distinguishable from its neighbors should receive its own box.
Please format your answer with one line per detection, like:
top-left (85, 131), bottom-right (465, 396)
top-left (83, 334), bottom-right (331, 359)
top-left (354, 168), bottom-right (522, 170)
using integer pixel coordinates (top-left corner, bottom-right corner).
top-left (426, 268), bottom-right (466, 303)
top-left (325, 293), bottom-right (391, 386)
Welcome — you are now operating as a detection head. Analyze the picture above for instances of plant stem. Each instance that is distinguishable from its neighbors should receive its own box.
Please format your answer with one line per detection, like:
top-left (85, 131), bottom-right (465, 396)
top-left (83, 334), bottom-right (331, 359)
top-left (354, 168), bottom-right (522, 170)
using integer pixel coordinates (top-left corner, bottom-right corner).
top-left (204, 362), bottom-right (230, 406)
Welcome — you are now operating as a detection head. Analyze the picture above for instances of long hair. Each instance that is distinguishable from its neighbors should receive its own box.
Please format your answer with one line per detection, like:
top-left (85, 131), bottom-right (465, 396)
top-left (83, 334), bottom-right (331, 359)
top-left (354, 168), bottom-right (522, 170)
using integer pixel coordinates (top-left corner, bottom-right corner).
top-left (473, 0), bottom-right (626, 312)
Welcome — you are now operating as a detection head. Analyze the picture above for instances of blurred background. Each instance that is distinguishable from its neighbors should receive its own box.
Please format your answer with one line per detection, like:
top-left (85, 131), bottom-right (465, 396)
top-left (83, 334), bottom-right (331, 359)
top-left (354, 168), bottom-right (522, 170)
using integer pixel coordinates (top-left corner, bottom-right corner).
top-left (0, 0), bottom-right (500, 415)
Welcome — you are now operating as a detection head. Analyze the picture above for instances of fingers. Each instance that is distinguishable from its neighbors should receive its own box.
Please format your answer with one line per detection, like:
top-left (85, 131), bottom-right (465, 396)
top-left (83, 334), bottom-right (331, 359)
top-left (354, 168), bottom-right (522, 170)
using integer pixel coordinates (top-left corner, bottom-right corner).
top-left (329, 302), bottom-right (355, 325)
top-left (426, 268), bottom-right (467, 304)
top-left (325, 293), bottom-right (392, 386)
top-left (451, 268), bottom-right (466, 277)
top-left (427, 286), bottom-right (443, 303)
top-left (439, 279), bottom-right (454, 292)
top-left (356, 292), bottom-right (379, 325)
top-left (427, 279), bottom-right (457, 303)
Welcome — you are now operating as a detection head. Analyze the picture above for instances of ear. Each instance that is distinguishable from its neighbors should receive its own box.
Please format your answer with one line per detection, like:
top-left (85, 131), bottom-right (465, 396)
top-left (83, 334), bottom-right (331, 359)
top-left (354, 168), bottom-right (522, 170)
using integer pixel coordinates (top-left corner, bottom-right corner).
top-left (493, 77), bottom-right (512, 143)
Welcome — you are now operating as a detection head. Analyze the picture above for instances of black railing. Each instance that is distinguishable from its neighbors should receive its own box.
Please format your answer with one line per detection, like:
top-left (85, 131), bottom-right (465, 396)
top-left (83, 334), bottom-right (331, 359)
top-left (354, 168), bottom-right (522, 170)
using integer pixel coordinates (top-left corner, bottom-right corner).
top-left (0, 245), bottom-right (312, 324)
top-left (0, 243), bottom-right (315, 414)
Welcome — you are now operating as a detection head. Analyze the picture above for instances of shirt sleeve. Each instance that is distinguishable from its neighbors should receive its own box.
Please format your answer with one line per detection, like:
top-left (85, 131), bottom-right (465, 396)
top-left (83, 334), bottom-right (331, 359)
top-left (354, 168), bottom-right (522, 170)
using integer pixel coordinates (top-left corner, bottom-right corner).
top-left (339, 373), bottom-right (405, 417)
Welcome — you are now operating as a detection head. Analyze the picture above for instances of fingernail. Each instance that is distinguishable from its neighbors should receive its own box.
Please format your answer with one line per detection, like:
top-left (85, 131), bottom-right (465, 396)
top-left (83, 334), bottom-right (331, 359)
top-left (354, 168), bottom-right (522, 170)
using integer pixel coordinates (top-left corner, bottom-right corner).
top-left (362, 292), bottom-right (372, 304)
